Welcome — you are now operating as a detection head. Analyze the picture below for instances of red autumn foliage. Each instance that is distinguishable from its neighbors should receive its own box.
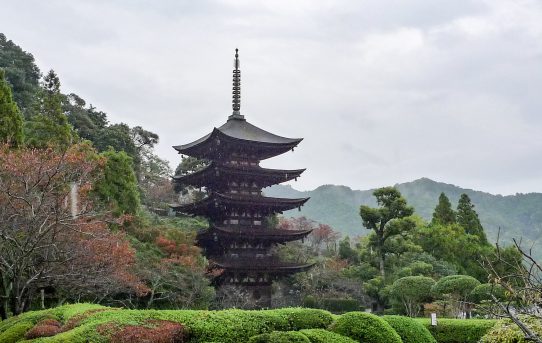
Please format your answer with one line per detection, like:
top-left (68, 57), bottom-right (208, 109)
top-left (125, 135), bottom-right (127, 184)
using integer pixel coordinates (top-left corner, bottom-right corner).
top-left (0, 143), bottom-right (148, 314)
top-left (24, 319), bottom-right (62, 339)
top-left (100, 320), bottom-right (187, 343)
top-left (325, 257), bottom-right (350, 272)
top-left (155, 235), bottom-right (201, 269)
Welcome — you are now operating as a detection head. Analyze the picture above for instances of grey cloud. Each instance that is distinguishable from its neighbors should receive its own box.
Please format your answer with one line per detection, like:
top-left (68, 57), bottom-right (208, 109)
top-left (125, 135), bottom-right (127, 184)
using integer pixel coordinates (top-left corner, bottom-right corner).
top-left (3, 0), bottom-right (542, 195)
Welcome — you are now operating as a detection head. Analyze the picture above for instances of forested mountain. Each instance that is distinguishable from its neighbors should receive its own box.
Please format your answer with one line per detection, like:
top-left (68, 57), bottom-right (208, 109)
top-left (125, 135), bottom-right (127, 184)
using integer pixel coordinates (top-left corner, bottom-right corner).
top-left (265, 178), bottom-right (542, 245)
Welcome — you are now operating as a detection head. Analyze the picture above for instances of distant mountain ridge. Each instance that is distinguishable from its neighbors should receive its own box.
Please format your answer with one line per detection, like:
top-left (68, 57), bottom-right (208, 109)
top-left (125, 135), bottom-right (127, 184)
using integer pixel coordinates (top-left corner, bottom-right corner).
top-left (264, 178), bottom-right (542, 246)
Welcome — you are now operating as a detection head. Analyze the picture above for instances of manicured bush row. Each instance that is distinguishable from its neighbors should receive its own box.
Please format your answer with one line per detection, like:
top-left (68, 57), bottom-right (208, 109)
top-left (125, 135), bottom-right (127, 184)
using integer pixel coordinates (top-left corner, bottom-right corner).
top-left (249, 331), bottom-right (311, 343)
top-left (0, 305), bottom-right (334, 343)
top-left (300, 329), bottom-right (358, 343)
top-left (1, 304), bottom-right (506, 343)
top-left (303, 296), bottom-right (362, 313)
top-left (331, 312), bottom-right (403, 343)
top-left (383, 315), bottom-right (436, 343)
top-left (415, 318), bottom-right (497, 343)
top-left (249, 329), bottom-right (358, 343)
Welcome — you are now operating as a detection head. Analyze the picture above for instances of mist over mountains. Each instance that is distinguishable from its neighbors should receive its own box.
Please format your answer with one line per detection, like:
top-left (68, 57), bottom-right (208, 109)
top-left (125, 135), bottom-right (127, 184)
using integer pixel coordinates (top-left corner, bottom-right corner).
top-left (264, 178), bottom-right (542, 247)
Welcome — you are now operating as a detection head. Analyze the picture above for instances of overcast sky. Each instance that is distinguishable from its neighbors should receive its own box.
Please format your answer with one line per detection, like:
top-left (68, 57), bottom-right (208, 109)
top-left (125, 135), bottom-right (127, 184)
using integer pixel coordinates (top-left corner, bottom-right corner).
top-left (3, 0), bottom-right (542, 195)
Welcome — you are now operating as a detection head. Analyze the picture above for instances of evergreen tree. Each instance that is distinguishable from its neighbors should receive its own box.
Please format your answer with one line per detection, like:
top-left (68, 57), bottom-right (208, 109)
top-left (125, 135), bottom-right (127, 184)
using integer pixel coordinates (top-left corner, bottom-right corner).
top-left (431, 192), bottom-right (456, 225)
top-left (25, 70), bottom-right (73, 148)
top-left (94, 148), bottom-right (140, 216)
top-left (456, 194), bottom-right (488, 244)
top-left (0, 33), bottom-right (41, 115)
top-left (359, 187), bottom-right (415, 279)
top-left (0, 69), bottom-right (24, 146)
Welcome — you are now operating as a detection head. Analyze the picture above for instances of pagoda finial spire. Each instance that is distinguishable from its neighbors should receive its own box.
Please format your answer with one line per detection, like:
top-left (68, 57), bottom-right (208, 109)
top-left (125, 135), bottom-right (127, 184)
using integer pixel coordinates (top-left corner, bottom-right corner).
top-left (229, 48), bottom-right (244, 120)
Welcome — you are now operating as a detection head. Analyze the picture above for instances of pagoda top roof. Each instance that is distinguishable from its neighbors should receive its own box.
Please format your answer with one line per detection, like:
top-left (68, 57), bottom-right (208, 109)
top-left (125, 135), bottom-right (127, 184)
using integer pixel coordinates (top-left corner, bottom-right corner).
top-left (173, 116), bottom-right (302, 158)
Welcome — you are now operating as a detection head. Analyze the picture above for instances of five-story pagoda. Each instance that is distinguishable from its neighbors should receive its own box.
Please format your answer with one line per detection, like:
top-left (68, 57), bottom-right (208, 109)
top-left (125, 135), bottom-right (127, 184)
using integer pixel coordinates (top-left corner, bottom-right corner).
top-left (172, 49), bottom-right (312, 306)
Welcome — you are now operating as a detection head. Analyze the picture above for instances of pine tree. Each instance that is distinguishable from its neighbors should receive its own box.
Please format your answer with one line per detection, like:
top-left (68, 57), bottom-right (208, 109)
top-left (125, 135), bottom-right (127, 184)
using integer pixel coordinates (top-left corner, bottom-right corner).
top-left (25, 70), bottom-right (73, 148)
top-left (0, 69), bottom-right (24, 146)
top-left (456, 193), bottom-right (488, 244)
top-left (431, 192), bottom-right (456, 225)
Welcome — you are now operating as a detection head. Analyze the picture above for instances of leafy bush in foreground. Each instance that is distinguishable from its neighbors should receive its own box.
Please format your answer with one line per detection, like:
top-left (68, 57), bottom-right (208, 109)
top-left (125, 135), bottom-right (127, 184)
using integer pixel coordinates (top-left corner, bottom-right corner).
top-left (480, 316), bottom-right (542, 343)
top-left (383, 315), bottom-right (436, 343)
top-left (415, 318), bottom-right (496, 343)
top-left (331, 312), bottom-right (402, 343)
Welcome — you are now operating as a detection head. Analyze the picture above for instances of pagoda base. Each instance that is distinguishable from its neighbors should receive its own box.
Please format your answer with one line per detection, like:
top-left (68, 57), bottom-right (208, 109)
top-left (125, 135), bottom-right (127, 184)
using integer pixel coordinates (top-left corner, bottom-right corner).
top-left (216, 283), bottom-right (272, 309)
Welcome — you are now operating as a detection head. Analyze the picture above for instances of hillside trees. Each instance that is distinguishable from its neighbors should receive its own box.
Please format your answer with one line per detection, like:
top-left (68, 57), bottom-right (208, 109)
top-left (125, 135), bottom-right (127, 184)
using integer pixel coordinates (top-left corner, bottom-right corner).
top-left (0, 144), bottom-right (147, 318)
top-left (359, 187), bottom-right (415, 278)
top-left (0, 33), bottom-right (40, 114)
top-left (0, 69), bottom-right (24, 146)
top-left (432, 192), bottom-right (455, 225)
top-left (25, 70), bottom-right (74, 148)
top-left (457, 194), bottom-right (488, 244)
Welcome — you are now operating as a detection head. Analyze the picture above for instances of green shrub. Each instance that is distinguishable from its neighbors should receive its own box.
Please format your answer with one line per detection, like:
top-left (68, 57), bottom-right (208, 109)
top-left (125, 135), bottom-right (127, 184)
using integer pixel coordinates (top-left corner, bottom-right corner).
top-left (299, 329), bottom-right (357, 343)
top-left (480, 316), bottom-right (542, 343)
top-left (415, 318), bottom-right (497, 343)
top-left (303, 297), bottom-right (362, 314)
top-left (0, 321), bottom-right (34, 343)
top-left (279, 308), bottom-right (334, 330)
top-left (470, 283), bottom-right (506, 303)
top-left (249, 331), bottom-right (311, 343)
top-left (0, 305), bottom-right (334, 343)
top-left (331, 312), bottom-right (402, 343)
top-left (383, 315), bottom-right (436, 343)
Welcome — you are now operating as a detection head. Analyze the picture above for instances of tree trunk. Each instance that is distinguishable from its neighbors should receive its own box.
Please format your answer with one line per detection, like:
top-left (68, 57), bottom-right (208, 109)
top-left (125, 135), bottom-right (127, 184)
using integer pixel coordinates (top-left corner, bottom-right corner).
top-left (378, 229), bottom-right (385, 278)
top-left (0, 301), bottom-right (7, 320)
top-left (40, 289), bottom-right (45, 309)
top-left (379, 254), bottom-right (385, 278)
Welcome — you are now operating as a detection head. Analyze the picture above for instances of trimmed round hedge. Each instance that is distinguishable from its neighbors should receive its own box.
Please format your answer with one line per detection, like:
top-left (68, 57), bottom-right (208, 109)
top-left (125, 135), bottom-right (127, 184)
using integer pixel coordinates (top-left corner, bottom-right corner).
top-left (249, 331), bottom-right (311, 343)
top-left (299, 329), bottom-right (358, 343)
top-left (383, 315), bottom-right (436, 343)
top-left (415, 318), bottom-right (497, 343)
top-left (331, 312), bottom-right (402, 343)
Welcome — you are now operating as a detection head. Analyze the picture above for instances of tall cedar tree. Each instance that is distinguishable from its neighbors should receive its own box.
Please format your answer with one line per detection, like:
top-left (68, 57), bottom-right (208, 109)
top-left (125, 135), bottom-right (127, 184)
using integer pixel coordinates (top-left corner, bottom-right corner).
top-left (456, 194), bottom-right (488, 244)
top-left (432, 192), bottom-right (456, 225)
top-left (0, 69), bottom-right (24, 146)
top-left (359, 187), bottom-right (415, 279)
top-left (94, 149), bottom-right (140, 216)
top-left (25, 70), bottom-right (73, 148)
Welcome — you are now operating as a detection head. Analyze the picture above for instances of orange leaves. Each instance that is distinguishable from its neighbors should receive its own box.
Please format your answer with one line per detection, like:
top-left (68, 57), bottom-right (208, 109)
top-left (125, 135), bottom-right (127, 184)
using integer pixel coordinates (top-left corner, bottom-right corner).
top-left (155, 234), bottom-right (201, 269)
top-left (325, 257), bottom-right (349, 272)
top-left (24, 319), bottom-right (62, 339)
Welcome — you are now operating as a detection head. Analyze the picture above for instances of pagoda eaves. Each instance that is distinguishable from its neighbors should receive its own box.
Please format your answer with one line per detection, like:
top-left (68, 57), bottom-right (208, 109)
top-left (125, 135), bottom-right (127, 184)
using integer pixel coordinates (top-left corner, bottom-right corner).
top-left (172, 162), bottom-right (306, 189)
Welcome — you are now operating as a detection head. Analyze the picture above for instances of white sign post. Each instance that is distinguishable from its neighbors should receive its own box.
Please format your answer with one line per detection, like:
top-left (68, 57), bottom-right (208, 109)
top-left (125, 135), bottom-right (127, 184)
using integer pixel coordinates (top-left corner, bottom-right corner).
top-left (431, 313), bottom-right (437, 326)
